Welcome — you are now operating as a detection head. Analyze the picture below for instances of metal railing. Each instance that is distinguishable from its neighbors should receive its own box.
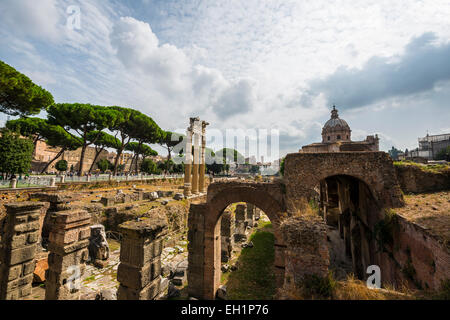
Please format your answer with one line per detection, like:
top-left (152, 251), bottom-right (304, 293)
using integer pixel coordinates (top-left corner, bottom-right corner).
top-left (0, 173), bottom-right (185, 190)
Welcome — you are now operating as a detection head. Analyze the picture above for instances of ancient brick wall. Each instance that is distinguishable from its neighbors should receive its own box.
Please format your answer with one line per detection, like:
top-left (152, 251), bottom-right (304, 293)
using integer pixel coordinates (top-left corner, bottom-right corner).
top-left (280, 216), bottom-right (329, 290)
top-left (395, 165), bottom-right (450, 193)
top-left (45, 209), bottom-right (91, 300)
top-left (117, 217), bottom-right (167, 300)
top-left (283, 152), bottom-right (404, 214)
top-left (0, 202), bottom-right (45, 300)
top-left (379, 214), bottom-right (450, 291)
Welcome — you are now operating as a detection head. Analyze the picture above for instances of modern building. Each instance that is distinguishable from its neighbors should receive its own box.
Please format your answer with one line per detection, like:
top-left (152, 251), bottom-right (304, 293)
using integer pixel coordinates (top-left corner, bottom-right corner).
top-left (300, 106), bottom-right (379, 153)
top-left (409, 133), bottom-right (450, 160)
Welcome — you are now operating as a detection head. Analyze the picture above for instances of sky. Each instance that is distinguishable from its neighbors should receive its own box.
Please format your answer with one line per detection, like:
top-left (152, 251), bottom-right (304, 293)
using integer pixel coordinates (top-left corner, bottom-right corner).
top-left (0, 0), bottom-right (449, 160)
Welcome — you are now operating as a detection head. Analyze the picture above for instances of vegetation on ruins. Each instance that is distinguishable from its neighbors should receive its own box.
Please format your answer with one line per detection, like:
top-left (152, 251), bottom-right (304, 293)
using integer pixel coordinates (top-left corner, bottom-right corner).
top-left (47, 103), bottom-right (118, 175)
top-left (0, 60), bottom-right (54, 116)
top-left (0, 129), bottom-right (34, 176)
top-left (225, 221), bottom-right (276, 299)
top-left (279, 157), bottom-right (285, 176)
top-left (394, 160), bottom-right (450, 173)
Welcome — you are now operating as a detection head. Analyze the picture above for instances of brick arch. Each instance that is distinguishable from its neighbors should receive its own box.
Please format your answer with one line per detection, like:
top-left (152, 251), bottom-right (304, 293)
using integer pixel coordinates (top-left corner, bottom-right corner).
top-left (283, 152), bottom-right (404, 214)
top-left (207, 185), bottom-right (284, 228)
top-left (317, 173), bottom-right (382, 208)
top-left (187, 181), bottom-right (286, 300)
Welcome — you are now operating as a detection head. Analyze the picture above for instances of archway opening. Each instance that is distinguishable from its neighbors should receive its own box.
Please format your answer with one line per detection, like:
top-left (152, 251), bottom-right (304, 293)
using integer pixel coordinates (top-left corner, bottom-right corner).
top-left (218, 202), bottom-right (277, 299)
top-left (318, 175), bottom-right (380, 281)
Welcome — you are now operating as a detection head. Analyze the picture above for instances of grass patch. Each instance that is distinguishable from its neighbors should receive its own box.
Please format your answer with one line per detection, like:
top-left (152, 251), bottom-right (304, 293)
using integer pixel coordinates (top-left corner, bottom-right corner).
top-left (108, 239), bottom-right (120, 252)
top-left (394, 161), bottom-right (450, 173)
top-left (225, 222), bottom-right (276, 300)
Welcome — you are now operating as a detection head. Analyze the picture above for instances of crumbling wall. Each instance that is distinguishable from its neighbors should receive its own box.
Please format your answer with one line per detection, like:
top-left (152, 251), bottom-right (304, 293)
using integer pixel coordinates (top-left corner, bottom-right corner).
top-left (378, 214), bottom-right (450, 291)
top-left (280, 216), bottom-right (329, 291)
top-left (395, 165), bottom-right (450, 193)
top-left (117, 216), bottom-right (167, 300)
top-left (0, 202), bottom-right (45, 300)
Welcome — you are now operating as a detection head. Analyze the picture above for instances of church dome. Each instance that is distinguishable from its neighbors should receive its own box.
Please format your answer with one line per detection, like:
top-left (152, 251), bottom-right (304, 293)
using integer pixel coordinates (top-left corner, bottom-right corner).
top-left (322, 106), bottom-right (351, 143)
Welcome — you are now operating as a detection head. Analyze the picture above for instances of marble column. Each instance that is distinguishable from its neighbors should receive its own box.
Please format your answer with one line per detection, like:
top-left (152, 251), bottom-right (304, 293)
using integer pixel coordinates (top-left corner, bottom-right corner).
top-left (192, 132), bottom-right (200, 195)
top-left (199, 126), bottom-right (206, 193)
top-left (183, 128), bottom-right (193, 197)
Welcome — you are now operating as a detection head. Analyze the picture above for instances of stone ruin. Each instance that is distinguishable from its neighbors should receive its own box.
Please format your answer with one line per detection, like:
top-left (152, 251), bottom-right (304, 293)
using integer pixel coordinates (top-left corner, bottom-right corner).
top-left (116, 216), bottom-right (167, 300)
top-left (88, 224), bottom-right (110, 268)
top-left (1, 151), bottom-right (449, 300)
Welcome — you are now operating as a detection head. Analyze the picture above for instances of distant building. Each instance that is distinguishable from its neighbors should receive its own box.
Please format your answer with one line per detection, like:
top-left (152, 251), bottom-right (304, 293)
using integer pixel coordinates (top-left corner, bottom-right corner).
top-left (32, 140), bottom-right (135, 173)
top-left (300, 106), bottom-right (379, 153)
top-left (409, 133), bottom-right (450, 160)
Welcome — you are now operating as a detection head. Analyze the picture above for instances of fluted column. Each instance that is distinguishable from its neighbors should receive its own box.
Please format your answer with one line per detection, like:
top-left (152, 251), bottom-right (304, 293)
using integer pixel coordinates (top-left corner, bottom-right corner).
top-left (192, 132), bottom-right (200, 195)
top-left (199, 129), bottom-right (206, 193)
top-left (183, 129), bottom-right (193, 197)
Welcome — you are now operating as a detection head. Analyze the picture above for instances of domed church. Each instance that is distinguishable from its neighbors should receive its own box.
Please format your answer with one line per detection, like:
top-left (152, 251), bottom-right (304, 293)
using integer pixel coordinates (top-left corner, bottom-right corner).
top-left (301, 105), bottom-right (379, 153)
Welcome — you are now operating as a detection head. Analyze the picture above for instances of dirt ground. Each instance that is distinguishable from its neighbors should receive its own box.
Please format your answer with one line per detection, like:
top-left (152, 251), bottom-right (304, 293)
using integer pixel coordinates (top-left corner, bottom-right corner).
top-left (395, 191), bottom-right (450, 245)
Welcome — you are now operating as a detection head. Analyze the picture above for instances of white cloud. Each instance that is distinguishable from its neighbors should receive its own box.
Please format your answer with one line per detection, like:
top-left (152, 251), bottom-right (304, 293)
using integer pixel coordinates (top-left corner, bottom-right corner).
top-left (1, 0), bottom-right (449, 158)
top-left (0, 0), bottom-right (62, 41)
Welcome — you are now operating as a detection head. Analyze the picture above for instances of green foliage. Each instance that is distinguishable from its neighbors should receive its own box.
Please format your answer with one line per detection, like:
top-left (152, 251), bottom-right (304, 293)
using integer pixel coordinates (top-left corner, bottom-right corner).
top-left (226, 223), bottom-right (276, 300)
top-left (216, 148), bottom-right (244, 163)
top-left (374, 209), bottom-right (398, 251)
top-left (96, 159), bottom-right (113, 173)
top-left (107, 106), bottom-right (162, 174)
top-left (249, 165), bottom-right (260, 174)
top-left (0, 60), bottom-right (54, 116)
top-left (6, 117), bottom-right (47, 139)
top-left (435, 146), bottom-right (450, 161)
top-left (0, 130), bottom-right (34, 175)
top-left (299, 272), bottom-right (337, 299)
top-left (55, 160), bottom-right (68, 172)
top-left (87, 130), bottom-right (120, 150)
top-left (280, 157), bottom-right (285, 176)
top-left (140, 158), bottom-right (158, 174)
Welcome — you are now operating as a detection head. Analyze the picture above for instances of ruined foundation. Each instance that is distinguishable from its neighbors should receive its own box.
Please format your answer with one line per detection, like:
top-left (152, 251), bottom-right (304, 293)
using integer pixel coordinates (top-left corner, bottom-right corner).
top-left (45, 209), bottom-right (91, 300)
top-left (117, 217), bottom-right (167, 300)
top-left (0, 202), bottom-right (45, 300)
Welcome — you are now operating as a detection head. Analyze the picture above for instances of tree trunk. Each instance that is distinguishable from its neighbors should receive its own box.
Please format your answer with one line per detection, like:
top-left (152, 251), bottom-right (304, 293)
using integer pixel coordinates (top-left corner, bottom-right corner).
top-left (41, 148), bottom-right (65, 174)
top-left (113, 148), bottom-right (123, 175)
top-left (78, 144), bottom-right (88, 176)
top-left (88, 147), bottom-right (104, 174)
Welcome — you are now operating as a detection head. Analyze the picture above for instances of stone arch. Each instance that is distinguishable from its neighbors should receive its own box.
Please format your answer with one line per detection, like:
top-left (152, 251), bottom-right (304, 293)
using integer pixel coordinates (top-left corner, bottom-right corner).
top-left (317, 174), bottom-right (381, 279)
top-left (283, 152), bottom-right (404, 215)
top-left (187, 182), bottom-right (286, 300)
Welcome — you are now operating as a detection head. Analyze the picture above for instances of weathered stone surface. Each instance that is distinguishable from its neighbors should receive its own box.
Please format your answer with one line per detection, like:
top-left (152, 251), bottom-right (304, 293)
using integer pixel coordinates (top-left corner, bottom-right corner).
top-left (88, 224), bottom-right (109, 267)
top-left (95, 289), bottom-right (117, 300)
top-left (45, 209), bottom-right (91, 300)
top-left (395, 164), bottom-right (450, 193)
top-left (0, 202), bottom-right (45, 300)
top-left (281, 216), bottom-right (329, 288)
top-left (216, 285), bottom-right (227, 300)
top-left (117, 218), bottom-right (167, 300)
top-left (173, 193), bottom-right (184, 201)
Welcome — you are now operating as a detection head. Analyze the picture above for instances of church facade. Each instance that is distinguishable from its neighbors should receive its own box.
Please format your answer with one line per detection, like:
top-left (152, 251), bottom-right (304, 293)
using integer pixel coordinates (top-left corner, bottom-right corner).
top-left (300, 106), bottom-right (379, 153)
